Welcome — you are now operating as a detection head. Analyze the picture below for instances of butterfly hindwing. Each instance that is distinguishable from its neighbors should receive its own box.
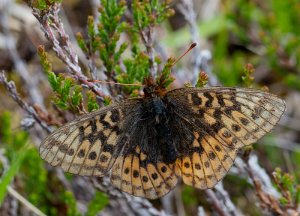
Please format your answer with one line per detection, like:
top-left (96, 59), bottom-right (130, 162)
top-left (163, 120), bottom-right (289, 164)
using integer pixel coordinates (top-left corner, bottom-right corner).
top-left (169, 108), bottom-right (237, 189)
top-left (166, 87), bottom-right (285, 189)
top-left (110, 142), bottom-right (179, 199)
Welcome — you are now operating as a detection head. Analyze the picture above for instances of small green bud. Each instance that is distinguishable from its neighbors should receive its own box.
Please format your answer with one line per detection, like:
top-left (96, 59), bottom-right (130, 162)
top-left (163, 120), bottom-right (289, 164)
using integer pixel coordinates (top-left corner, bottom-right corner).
top-left (166, 8), bottom-right (175, 17)
top-left (119, 0), bottom-right (126, 7)
top-left (98, 6), bottom-right (104, 14)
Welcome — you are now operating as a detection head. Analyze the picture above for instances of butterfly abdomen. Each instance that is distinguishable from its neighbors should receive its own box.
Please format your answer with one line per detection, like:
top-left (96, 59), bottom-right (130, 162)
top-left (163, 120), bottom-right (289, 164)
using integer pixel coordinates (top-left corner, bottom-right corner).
top-left (144, 97), bottom-right (178, 164)
top-left (155, 121), bottom-right (178, 164)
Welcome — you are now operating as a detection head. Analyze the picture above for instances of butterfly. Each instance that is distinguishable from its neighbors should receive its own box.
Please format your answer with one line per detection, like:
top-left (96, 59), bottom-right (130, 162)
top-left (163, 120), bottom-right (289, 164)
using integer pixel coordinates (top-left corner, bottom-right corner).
top-left (40, 77), bottom-right (286, 199)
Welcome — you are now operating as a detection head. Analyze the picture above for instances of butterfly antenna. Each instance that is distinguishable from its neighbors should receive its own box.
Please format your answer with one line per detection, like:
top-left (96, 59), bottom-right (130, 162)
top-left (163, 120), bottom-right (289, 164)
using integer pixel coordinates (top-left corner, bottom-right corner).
top-left (91, 80), bottom-right (145, 87)
top-left (172, 42), bottom-right (197, 66)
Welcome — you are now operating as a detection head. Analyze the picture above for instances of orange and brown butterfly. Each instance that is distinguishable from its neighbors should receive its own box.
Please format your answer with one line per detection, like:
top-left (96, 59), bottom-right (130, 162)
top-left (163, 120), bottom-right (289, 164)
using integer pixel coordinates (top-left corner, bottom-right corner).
top-left (40, 48), bottom-right (286, 200)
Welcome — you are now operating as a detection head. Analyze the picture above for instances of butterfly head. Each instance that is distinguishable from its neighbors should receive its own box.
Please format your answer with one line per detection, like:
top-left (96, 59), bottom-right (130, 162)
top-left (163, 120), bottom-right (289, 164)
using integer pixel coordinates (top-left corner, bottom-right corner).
top-left (143, 76), bottom-right (167, 98)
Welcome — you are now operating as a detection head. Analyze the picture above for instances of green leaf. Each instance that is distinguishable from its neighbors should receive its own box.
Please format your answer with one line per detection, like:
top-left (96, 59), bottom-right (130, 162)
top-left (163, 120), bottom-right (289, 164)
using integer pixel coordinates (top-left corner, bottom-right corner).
top-left (61, 79), bottom-right (72, 102)
top-left (86, 191), bottom-right (109, 216)
top-left (71, 86), bottom-right (83, 107)
top-left (55, 100), bottom-right (68, 110)
top-left (87, 92), bottom-right (100, 112)
top-left (0, 144), bottom-right (30, 204)
top-left (76, 32), bottom-right (88, 53)
top-left (47, 72), bottom-right (59, 92)
top-left (62, 191), bottom-right (81, 216)
top-left (0, 111), bottom-right (11, 143)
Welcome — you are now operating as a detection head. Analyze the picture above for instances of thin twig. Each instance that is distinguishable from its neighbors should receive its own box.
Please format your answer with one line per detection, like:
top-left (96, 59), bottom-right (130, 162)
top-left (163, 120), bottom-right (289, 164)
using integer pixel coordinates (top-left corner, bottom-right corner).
top-left (174, 187), bottom-right (186, 216)
top-left (205, 190), bottom-right (230, 216)
top-left (0, 2), bottom-right (44, 107)
top-left (7, 186), bottom-right (47, 216)
top-left (0, 71), bottom-right (52, 133)
top-left (161, 192), bottom-right (174, 215)
top-left (197, 206), bottom-right (206, 216)
top-left (91, 177), bottom-right (164, 216)
top-left (177, 0), bottom-right (218, 86)
top-left (91, 79), bottom-right (144, 87)
top-left (139, 25), bottom-right (157, 78)
top-left (214, 183), bottom-right (243, 216)
top-left (31, 4), bottom-right (106, 98)
top-left (246, 155), bottom-right (279, 197)
top-left (243, 157), bottom-right (286, 215)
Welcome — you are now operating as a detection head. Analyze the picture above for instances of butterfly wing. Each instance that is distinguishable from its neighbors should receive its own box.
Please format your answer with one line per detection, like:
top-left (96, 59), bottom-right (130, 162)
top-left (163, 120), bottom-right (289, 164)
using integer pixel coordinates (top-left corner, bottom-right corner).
top-left (40, 98), bottom-right (179, 199)
top-left (40, 100), bottom-right (142, 176)
top-left (110, 147), bottom-right (178, 199)
top-left (109, 104), bottom-right (179, 199)
top-left (165, 87), bottom-right (286, 189)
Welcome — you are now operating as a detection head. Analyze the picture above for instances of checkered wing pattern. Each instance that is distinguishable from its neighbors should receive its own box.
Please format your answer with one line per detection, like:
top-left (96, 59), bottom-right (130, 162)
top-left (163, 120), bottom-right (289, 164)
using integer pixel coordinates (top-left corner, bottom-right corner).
top-left (165, 87), bottom-right (285, 189)
top-left (40, 101), bottom-right (140, 177)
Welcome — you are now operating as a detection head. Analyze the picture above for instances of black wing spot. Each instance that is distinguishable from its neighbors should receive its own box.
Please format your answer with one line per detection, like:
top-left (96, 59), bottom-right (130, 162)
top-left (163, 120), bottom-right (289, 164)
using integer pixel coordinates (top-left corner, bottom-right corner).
top-left (88, 151), bottom-right (97, 160)
top-left (59, 144), bottom-right (68, 153)
top-left (208, 152), bottom-right (216, 160)
top-left (191, 93), bottom-right (202, 105)
top-left (216, 94), bottom-right (225, 106)
top-left (78, 149), bottom-right (85, 158)
top-left (222, 155), bottom-right (229, 162)
top-left (195, 163), bottom-right (201, 170)
top-left (79, 126), bottom-right (85, 142)
top-left (87, 133), bottom-right (96, 144)
top-left (213, 109), bottom-right (222, 119)
top-left (96, 131), bottom-right (107, 144)
top-left (184, 162), bottom-right (190, 168)
top-left (204, 161), bottom-right (210, 168)
top-left (251, 113), bottom-right (259, 120)
top-left (133, 170), bottom-right (139, 178)
top-left (99, 154), bottom-right (108, 162)
top-left (198, 108), bottom-right (205, 118)
top-left (68, 149), bottom-right (75, 156)
top-left (111, 109), bottom-right (120, 122)
top-left (102, 145), bottom-right (114, 153)
top-left (212, 122), bottom-right (223, 133)
top-left (99, 114), bottom-right (111, 128)
top-left (90, 119), bottom-right (97, 133)
top-left (223, 130), bottom-right (232, 138)
top-left (215, 145), bottom-right (221, 152)
top-left (142, 176), bottom-right (148, 182)
top-left (207, 175), bottom-right (213, 180)
top-left (193, 146), bottom-right (204, 155)
top-left (240, 117), bottom-right (250, 126)
top-left (151, 173), bottom-right (158, 180)
top-left (203, 92), bottom-right (213, 107)
top-left (232, 124), bottom-right (241, 132)
top-left (224, 107), bottom-right (234, 116)
top-left (124, 167), bottom-right (130, 174)
top-left (161, 166), bottom-right (167, 173)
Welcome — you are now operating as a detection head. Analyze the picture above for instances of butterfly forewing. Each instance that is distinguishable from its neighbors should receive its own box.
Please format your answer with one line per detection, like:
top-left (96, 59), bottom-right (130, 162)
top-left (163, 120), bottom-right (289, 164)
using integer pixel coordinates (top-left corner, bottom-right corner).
top-left (40, 101), bottom-right (141, 176)
top-left (166, 87), bottom-right (286, 189)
